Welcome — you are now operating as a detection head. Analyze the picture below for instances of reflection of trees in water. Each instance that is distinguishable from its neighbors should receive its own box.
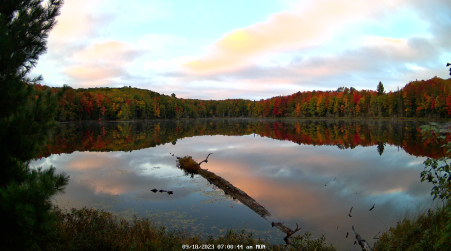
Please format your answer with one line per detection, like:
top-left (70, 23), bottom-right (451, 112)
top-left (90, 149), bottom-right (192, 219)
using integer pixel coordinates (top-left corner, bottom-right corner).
top-left (377, 142), bottom-right (385, 156)
top-left (39, 119), bottom-right (442, 159)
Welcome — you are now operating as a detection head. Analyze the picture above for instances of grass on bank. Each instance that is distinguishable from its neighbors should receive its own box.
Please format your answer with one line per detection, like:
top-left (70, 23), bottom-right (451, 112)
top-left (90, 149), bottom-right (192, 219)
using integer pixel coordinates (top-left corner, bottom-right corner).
top-left (373, 202), bottom-right (451, 251)
top-left (40, 207), bottom-right (336, 251)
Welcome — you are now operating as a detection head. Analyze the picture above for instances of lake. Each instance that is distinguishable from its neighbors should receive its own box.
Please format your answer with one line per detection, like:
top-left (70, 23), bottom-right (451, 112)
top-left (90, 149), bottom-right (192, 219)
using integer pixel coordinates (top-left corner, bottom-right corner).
top-left (30, 119), bottom-right (441, 250)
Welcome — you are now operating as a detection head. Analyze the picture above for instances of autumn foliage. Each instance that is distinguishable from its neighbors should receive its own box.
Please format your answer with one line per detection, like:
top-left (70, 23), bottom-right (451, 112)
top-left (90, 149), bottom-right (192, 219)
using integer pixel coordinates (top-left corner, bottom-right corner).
top-left (30, 77), bottom-right (451, 121)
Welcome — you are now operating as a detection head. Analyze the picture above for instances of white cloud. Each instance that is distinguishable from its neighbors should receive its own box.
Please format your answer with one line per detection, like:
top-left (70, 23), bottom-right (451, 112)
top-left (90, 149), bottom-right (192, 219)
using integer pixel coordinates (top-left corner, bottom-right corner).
top-left (144, 55), bottom-right (196, 71)
top-left (50, 0), bottom-right (106, 43)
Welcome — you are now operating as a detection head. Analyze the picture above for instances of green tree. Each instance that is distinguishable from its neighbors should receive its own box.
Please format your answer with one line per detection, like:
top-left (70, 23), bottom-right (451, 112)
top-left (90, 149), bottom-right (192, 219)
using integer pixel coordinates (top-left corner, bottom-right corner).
top-left (377, 81), bottom-right (385, 96)
top-left (0, 1), bottom-right (69, 250)
top-left (130, 100), bottom-right (136, 119)
top-left (308, 96), bottom-right (317, 117)
top-left (118, 103), bottom-right (130, 120)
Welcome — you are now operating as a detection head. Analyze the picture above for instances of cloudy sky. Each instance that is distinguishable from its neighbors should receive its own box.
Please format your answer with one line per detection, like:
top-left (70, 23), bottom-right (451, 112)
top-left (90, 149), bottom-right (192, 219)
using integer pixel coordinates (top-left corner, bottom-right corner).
top-left (31, 0), bottom-right (451, 100)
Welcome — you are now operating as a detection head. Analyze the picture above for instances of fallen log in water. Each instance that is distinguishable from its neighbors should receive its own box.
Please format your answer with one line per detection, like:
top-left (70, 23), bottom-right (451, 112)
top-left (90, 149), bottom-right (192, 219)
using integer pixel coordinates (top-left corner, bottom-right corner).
top-left (176, 153), bottom-right (308, 245)
top-left (176, 153), bottom-right (271, 219)
top-left (271, 222), bottom-right (302, 245)
top-left (352, 226), bottom-right (372, 251)
top-left (197, 168), bottom-right (271, 218)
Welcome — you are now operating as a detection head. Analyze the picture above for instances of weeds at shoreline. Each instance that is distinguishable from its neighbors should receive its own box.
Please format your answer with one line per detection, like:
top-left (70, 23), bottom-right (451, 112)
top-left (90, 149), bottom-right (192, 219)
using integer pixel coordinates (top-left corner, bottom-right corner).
top-left (373, 202), bottom-right (450, 250)
top-left (42, 207), bottom-right (336, 251)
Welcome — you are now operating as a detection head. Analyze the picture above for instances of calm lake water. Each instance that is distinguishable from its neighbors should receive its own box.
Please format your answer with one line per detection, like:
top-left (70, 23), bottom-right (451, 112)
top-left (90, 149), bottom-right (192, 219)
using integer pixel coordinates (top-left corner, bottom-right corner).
top-left (30, 119), bottom-right (441, 250)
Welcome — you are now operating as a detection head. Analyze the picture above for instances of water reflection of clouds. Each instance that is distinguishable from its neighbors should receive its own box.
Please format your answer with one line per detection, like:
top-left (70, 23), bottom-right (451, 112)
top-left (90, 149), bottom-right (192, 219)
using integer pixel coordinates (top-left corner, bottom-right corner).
top-left (66, 154), bottom-right (121, 170)
top-left (30, 131), bottom-right (436, 250)
top-left (30, 148), bottom-right (203, 206)
top-left (171, 134), bottom-right (434, 211)
top-left (169, 134), bottom-right (435, 248)
top-left (406, 157), bottom-right (426, 167)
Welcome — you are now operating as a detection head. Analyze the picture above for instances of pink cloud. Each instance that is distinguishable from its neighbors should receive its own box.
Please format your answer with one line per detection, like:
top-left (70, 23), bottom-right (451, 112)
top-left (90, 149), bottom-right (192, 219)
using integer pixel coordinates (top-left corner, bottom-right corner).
top-left (73, 41), bottom-right (136, 62)
top-left (63, 40), bottom-right (139, 84)
top-left (64, 65), bottom-right (123, 80)
top-left (182, 0), bottom-right (374, 75)
top-left (50, 0), bottom-right (104, 43)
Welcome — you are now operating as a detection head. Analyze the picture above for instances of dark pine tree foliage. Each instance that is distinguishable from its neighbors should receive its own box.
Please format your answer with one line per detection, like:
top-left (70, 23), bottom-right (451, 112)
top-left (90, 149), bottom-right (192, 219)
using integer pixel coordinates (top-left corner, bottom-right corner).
top-left (0, 1), bottom-right (69, 250)
top-left (377, 81), bottom-right (385, 96)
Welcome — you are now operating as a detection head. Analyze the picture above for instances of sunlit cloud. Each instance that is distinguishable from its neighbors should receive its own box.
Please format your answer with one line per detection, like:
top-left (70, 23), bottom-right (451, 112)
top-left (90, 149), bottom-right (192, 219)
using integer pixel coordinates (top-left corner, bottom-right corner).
top-left (73, 41), bottom-right (136, 61)
top-left (63, 41), bottom-right (141, 86)
top-left (65, 65), bottom-right (123, 80)
top-left (182, 0), bottom-right (378, 75)
top-left (29, 0), bottom-right (451, 100)
top-left (50, 0), bottom-right (105, 43)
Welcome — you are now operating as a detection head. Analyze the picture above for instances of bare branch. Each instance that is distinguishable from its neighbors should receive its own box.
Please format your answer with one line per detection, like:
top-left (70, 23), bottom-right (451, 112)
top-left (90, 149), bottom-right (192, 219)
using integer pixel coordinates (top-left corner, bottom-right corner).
top-left (271, 222), bottom-right (302, 245)
top-left (373, 231), bottom-right (381, 239)
top-left (198, 153), bottom-right (213, 166)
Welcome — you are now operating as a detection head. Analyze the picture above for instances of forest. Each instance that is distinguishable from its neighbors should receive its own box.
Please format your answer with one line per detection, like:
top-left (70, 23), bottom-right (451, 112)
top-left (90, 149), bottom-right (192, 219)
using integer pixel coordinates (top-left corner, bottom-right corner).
top-left (32, 76), bottom-right (451, 121)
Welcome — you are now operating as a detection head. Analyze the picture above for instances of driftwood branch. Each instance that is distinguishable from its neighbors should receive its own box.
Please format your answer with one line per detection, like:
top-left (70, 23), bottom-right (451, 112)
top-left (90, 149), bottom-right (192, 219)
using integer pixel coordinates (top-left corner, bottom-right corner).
top-left (272, 222), bottom-right (302, 244)
top-left (352, 226), bottom-right (372, 251)
top-left (284, 223), bottom-right (302, 244)
top-left (198, 153), bottom-right (213, 166)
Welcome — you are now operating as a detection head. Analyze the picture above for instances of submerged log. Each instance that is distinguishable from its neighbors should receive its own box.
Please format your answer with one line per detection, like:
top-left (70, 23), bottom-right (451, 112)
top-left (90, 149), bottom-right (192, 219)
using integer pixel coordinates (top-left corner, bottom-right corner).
top-left (352, 226), bottom-right (372, 251)
top-left (198, 168), bottom-right (271, 218)
top-left (177, 153), bottom-right (308, 245)
top-left (176, 153), bottom-right (271, 219)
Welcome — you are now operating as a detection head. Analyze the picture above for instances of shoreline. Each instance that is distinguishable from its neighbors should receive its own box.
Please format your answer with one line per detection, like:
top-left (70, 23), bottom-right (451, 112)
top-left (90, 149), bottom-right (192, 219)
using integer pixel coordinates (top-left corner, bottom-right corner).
top-left (57, 116), bottom-right (450, 124)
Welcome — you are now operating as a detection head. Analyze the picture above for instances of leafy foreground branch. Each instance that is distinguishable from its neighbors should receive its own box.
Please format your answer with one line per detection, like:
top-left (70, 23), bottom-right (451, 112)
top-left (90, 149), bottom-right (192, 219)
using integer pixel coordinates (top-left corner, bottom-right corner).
top-left (43, 207), bottom-right (336, 251)
top-left (373, 122), bottom-right (451, 250)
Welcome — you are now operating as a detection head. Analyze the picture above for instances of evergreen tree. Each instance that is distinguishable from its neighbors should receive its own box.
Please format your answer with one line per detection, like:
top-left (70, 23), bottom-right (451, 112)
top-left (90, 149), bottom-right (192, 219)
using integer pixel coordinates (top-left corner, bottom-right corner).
top-left (377, 81), bottom-right (385, 96)
top-left (0, 1), bottom-right (69, 250)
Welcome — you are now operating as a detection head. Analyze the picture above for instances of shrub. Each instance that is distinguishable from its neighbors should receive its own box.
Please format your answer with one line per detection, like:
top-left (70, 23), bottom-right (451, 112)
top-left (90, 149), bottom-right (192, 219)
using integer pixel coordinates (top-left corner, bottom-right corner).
top-left (178, 156), bottom-right (200, 172)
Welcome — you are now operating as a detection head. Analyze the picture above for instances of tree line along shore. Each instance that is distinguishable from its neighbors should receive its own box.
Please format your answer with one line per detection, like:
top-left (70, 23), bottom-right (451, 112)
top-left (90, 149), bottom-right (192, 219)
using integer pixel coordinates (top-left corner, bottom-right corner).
top-left (30, 77), bottom-right (451, 122)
